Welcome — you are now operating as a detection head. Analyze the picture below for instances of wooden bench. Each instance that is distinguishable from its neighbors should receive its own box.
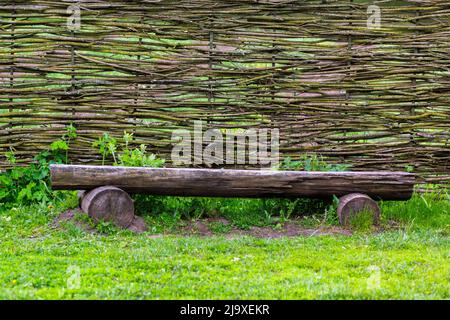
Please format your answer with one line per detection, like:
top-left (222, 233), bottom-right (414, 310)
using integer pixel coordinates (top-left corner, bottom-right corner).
top-left (50, 164), bottom-right (415, 230)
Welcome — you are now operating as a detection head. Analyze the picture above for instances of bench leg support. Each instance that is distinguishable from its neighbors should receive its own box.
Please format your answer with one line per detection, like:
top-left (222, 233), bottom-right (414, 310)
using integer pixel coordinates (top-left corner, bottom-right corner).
top-left (79, 186), bottom-right (147, 232)
top-left (337, 193), bottom-right (381, 227)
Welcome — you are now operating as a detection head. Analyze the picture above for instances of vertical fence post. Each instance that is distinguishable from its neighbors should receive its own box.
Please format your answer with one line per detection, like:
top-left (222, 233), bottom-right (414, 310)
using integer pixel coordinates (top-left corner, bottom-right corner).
top-left (410, 9), bottom-right (420, 172)
top-left (67, 2), bottom-right (81, 163)
top-left (207, 15), bottom-right (216, 166)
top-left (70, 29), bottom-right (76, 116)
top-left (345, 0), bottom-right (353, 142)
top-left (271, 25), bottom-right (277, 136)
top-left (68, 25), bottom-right (76, 163)
top-left (208, 16), bottom-right (215, 124)
top-left (7, 5), bottom-right (16, 157)
top-left (270, 5), bottom-right (281, 161)
top-left (133, 15), bottom-right (143, 136)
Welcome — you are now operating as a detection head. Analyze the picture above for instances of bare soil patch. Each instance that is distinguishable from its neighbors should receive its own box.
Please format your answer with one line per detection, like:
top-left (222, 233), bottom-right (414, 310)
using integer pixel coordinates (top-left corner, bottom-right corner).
top-left (180, 217), bottom-right (352, 238)
top-left (54, 211), bottom-right (352, 238)
top-left (52, 209), bottom-right (97, 233)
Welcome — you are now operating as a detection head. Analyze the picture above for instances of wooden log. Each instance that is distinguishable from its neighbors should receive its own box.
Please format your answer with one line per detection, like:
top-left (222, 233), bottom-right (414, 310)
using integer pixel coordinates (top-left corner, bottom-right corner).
top-left (51, 165), bottom-right (415, 200)
top-left (80, 186), bottom-right (135, 228)
top-left (337, 193), bottom-right (381, 226)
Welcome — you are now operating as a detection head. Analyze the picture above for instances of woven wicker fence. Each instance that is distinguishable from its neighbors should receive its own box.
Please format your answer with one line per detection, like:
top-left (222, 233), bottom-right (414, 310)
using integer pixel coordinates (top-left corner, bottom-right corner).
top-left (0, 0), bottom-right (449, 184)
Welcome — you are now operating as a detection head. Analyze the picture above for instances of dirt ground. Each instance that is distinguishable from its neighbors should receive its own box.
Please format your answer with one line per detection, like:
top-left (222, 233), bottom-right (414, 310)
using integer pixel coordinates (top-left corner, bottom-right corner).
top-left (181, 217), bottom-right (352, 238)
top-left (54, 210), bottom-right (353, 238)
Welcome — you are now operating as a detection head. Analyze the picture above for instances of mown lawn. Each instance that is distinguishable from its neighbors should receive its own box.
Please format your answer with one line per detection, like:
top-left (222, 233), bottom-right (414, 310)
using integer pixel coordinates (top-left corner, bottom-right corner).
top-left (0, 192), bottom-right (448, 300)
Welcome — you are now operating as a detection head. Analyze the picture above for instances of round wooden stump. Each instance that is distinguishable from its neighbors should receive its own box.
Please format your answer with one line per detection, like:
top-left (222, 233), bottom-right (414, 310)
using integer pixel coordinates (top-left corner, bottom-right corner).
top-left (337, 193), bottom-right (380, 226)
top-left (81, 186), bottom-right (135, 229)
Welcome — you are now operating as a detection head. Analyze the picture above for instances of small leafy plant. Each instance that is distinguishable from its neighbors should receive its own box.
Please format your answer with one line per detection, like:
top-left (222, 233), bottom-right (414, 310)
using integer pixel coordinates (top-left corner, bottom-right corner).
top-left (278, 154), bottom-right (350, 172)
top-left (0, 125), bottom-right (77, 207)
top-left (50, 123), bottom-right (77, 164)
top-left (92, 131), bottom-right (165, 168)
top-left (92, 133), bottom-right (117, 165)
top-left (92, 131), bottom-right (166, 220)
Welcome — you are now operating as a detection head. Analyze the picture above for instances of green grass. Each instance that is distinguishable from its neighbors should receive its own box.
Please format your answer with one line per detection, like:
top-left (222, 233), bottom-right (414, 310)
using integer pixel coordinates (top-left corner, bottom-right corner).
top-left (0, 192), bottom-right (448, 299)
top-left (381, 191), bottom-right (450, 231)
top-left (348, 209), bottom-right (377, 233)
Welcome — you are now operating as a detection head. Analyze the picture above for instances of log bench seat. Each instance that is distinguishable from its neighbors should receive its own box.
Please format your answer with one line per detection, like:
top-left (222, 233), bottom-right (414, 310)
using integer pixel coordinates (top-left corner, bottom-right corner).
top-left (50, 164), bottom-right (415, 230)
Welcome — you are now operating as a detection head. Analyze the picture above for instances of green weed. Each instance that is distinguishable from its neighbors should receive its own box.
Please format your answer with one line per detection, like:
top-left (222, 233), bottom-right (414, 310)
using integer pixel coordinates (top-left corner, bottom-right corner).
top-left (277, 154), bottom-right (350, 172)
top-left (0, 125), bottom-right (77, 208)
top-left (92, 131), bottom-right (165, 168)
